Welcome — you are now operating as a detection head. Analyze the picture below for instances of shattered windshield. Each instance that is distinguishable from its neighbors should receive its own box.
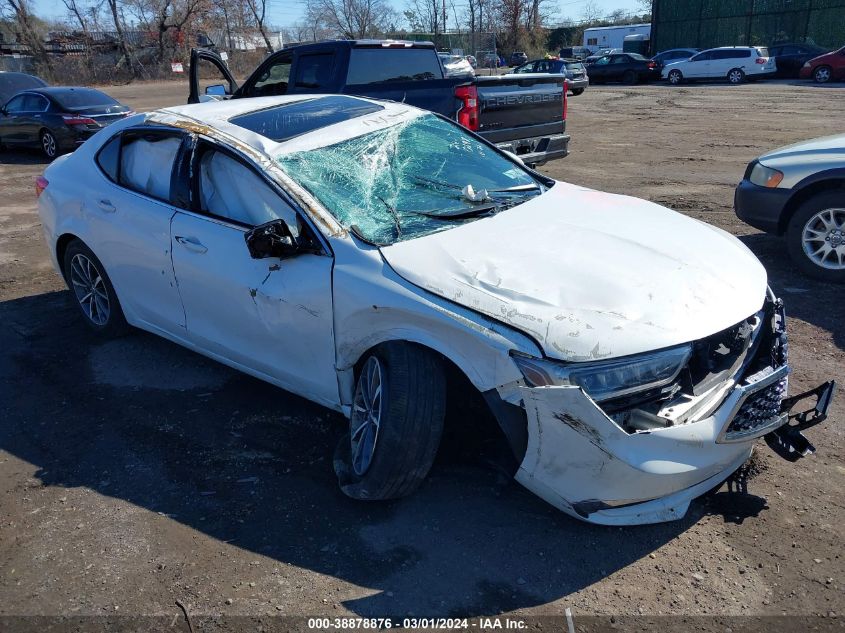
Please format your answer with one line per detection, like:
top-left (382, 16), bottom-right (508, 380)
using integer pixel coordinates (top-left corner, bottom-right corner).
top-left (276, 114), bottom-right (543, 245)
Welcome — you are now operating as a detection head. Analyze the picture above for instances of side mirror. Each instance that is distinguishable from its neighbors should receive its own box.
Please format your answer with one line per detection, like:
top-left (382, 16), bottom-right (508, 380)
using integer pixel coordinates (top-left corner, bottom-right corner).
top-left (205, 84), bottom-right (228, 96)
top-left (244, 219), bottom-right (300, 260)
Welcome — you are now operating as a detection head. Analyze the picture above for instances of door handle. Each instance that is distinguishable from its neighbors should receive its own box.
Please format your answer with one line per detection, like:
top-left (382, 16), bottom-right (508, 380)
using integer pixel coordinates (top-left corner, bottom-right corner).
top-left (96, 199), bottom-right (115, 213)
top-left (174, 235), bottom-right (208, 254)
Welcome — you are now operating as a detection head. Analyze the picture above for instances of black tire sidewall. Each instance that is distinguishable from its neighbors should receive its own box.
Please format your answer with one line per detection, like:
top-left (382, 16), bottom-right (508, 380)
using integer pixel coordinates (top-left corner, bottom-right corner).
top-left (571, 89), bottom-right (584, 96)
top-left (728, 69), bottom-right (744, 84)
top-left (814, 66), bottom-right (831, 83)
top-left (63, 240), bottom-right (129, 334)
top-left (335, 343), bottom-right (446, 501)
top-left (785, 191), bottom-right (845, 282)
top-left (623, 70), bottom-right (637, 85)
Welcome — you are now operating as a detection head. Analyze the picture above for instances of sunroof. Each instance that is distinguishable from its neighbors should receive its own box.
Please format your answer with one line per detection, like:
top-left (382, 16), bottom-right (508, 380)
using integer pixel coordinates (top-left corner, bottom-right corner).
top-left (229, 96), bottom-right (385, 143)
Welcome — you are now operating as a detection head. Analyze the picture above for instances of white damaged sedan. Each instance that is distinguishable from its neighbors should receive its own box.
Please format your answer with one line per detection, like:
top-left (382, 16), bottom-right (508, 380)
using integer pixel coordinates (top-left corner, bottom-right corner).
top-left (36, 95), bottom-right (835, 525)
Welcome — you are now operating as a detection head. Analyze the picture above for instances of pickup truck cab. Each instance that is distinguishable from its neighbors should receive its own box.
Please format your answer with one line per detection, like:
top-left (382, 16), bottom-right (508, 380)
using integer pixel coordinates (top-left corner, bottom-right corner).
top-left (189, 39), bottom-right (569, 166)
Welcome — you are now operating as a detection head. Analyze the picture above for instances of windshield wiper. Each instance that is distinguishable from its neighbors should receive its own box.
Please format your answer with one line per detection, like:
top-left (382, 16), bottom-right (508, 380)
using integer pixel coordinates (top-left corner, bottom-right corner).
top-left (490, 183), bottom-right (541, 193)
top-left (412, 203), bottom-right (497, 220)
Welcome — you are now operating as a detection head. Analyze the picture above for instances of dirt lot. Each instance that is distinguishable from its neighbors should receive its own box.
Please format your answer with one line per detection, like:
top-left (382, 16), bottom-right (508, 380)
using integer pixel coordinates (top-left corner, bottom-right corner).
top-left (1, 81), bottom-right (843, 630)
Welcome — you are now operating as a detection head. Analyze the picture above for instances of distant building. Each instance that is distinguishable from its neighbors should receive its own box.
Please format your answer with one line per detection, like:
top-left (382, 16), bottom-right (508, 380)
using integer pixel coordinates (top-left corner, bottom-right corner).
top-left (201, 29), bottom-right (283, 52)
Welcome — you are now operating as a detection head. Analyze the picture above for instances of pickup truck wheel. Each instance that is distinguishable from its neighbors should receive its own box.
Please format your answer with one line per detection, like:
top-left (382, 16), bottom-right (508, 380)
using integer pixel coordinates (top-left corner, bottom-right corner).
top-left (786, 192), bottom-right (845, 282)
top-left (727, 68), bottom-right (745, 84)
top-left (668, 69), bottom-right (683, 85)
top-left (813, 66), bottom-right (832, 83)
top-left (570, 88), bottom-right (584, 96)
top-left (623, 70), bottom-right (637, 85)
top-left (63, 239), bottom-right (130, 335)
top-left (334, 343), bottom-right (446, 500)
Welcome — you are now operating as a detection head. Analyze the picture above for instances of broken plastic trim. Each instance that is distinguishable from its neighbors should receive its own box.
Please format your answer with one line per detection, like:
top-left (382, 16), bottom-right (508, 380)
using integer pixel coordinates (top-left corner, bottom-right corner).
top-left (765, 380), bottom-right (836, 461)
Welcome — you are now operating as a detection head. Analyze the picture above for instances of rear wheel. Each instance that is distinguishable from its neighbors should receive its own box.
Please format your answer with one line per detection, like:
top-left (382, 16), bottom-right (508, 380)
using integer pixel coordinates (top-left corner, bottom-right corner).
top-left (668, 69), bottom-right (683, 85)
top-left (727, 68), bottom-right (745, 84)
top-left (623, 70), bottom-right (637, 85)
top-left (334, 342), bottom-right (446, 500)
top-left (40, 129), bottom-right (58, 160)
top-left (785, 191), bottom-right (845, 283)
top-left (813, 65), bottom-right (832, 83)
top-left (63, 239), bottom-right (130, 335)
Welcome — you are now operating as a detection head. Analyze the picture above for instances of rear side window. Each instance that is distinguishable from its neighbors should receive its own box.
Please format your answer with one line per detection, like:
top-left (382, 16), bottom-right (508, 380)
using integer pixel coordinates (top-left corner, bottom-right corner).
top-left (96, 133), bottom-right (121, 182)
top-left (23, 94), bottom-right (48, 111)
top-left (119, 132), bottom-right (182, 202)
top-left (294, 53), bottom-right (335, 89)
top-left (347, 48), bottom-right (442, 84)
top-left (756, 48), bottom-right (769, 57)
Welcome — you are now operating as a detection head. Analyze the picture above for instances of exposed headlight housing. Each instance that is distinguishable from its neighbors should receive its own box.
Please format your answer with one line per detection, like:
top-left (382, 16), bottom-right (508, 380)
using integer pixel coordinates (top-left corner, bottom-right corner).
top-left (511, 345), bottom-right (692, 403)
top-left (749, 162), bottom-right (784, 188)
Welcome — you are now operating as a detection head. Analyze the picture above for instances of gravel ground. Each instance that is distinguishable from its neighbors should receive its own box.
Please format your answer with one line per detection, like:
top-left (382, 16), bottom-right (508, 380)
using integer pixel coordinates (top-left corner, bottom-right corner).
top-left (1, 80), bottom-right (843, 631)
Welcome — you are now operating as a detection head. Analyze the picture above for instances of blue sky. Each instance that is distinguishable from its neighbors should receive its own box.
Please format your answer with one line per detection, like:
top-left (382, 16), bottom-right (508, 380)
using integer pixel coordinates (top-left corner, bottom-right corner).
top-left (33, 0), bottom-right (645, 30)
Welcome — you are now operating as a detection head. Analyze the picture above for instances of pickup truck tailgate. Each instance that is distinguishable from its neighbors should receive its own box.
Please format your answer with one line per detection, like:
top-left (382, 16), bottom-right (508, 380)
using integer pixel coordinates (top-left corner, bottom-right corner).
top-left (475, 74), bottom-right (565, 144)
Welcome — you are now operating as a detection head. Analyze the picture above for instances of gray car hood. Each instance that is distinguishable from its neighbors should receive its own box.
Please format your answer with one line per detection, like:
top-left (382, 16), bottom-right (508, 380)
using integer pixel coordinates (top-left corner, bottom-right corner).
top-left (379, 182), bottom-right (768, 361)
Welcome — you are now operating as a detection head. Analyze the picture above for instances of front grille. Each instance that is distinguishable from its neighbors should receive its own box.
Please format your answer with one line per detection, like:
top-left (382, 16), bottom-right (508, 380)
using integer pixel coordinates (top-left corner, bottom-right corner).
top-left (726, 374), bottom-right (787, 438)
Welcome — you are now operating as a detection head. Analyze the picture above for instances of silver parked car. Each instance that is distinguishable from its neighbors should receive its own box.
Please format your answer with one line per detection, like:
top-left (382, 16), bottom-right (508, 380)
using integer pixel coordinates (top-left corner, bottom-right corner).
top-left (734, 133), bottom-right (845, 282)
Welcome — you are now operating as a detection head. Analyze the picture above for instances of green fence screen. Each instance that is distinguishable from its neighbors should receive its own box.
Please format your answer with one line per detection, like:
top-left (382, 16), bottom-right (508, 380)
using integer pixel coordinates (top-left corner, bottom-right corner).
top-left (653, 0), bottom-right (845, 50)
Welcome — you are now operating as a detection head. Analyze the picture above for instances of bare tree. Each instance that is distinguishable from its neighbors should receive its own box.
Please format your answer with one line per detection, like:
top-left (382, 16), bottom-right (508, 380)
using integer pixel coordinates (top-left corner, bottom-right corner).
top-left (60, 0), bottom-right (91, 32)
top-left (103, 0), bottom-right (134, 74)
top-left (306, 0), bottom-right (396, 39)
top-left (244, 0), bottom-right (274, 52)
top-left (4, 0), bottom-right (52, 70)
top-left (582, 0), bottom-right (601, 23)
top-left (404, 0), bottom-right (440, 35)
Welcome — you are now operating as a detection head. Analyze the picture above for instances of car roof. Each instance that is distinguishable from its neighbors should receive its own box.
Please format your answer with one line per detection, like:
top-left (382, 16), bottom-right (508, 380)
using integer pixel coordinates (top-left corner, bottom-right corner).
top-left (149, 94), bottom-right (425, 158)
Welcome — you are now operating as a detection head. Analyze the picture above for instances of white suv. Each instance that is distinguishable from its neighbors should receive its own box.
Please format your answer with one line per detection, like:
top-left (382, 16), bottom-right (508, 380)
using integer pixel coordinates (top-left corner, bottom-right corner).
top-left (663, 46), bottom-right (775, 85)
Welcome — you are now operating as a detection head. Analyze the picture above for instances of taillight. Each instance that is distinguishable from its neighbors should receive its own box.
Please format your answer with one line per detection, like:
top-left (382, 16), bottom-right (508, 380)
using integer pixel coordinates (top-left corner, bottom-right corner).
top-left (35, 175), bottom-right (48, 198)
top-left (455, 84), bottom-right (479, 131)
top-left (647, 61), bottom-right (657, 69)
top-left (61, 114), bottom-right (97, 125)
top-left (562, 81), bottom-right (568, 121)
top-left (756, 57), bottom-right (767, 64)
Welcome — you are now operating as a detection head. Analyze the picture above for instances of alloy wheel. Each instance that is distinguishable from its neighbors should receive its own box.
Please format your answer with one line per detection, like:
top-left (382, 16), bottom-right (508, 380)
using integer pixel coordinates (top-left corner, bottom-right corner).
top-left (349, 356), bottom-right (384, 476)
top-left (69, 253), bottom-right (110, 325)
top-left (802, 207), bottom-right (845, 270)
top-left (729, 70), bottom-right (744, 84)
top-left (41, 132), bottom-right (57, 158)
top-left (669, 71), bottom-right (681, 84)
top-left (815, 67), bottom-right (831, 83)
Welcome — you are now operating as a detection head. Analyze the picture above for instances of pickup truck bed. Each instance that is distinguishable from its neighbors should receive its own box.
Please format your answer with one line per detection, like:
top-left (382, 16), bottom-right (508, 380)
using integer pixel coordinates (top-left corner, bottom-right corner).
top-left (189, 40), bottom-right (569, 165)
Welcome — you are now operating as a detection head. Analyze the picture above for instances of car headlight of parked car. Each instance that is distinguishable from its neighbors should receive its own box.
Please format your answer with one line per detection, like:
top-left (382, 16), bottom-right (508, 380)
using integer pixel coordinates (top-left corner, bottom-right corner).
top-left (511, 345), bottom-right (692, 403)
top-left (749, 162), bottom-right (784, 188)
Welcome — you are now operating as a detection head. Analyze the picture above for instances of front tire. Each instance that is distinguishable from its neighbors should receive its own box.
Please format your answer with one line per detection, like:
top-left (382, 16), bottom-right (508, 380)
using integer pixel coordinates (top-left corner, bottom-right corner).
top-left (813, 65), bottom-right (832, 83)
top-left (785, 191), bottom-right (845, 282)
top-left (334, 342), bottom-right (446, 500)
top-left (63, 239), bottom-right (130, 335)
top-left (668, 69), bottom-right (683, 85)
top-left (40, 129), bottom-right (58, 160)
top-left (623, 70), bottom-right (637, 85)
top-left (728, 68), bottom-right (745, 84)
top-left (570, 88), bottom-right (584, 96)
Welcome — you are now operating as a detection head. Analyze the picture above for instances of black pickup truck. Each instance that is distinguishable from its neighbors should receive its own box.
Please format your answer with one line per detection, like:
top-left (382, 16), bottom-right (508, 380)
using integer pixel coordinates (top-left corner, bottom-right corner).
top-left (188, 40), bottom-right (569, 166)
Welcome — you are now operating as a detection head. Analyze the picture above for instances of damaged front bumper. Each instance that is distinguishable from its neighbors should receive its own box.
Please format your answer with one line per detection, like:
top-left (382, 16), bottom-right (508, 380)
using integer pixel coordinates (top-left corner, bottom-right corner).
top-left (511, 300), bottom-right (836, 525)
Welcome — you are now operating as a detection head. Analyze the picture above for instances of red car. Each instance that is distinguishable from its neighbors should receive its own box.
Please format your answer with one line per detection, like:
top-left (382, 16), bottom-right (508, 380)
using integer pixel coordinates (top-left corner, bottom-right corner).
top-left (799, 45), bottom-right (845, 83)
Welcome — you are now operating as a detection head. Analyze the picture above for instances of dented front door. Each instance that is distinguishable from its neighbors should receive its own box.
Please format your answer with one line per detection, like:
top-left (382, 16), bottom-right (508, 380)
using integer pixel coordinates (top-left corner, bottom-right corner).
top-left (169, 211), bottom-right (339, 408)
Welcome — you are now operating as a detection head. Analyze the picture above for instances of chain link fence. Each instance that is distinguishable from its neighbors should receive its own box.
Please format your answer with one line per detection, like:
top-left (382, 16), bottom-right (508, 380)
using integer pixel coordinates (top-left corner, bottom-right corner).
top-left (653, 0), bottom-right (845, 50)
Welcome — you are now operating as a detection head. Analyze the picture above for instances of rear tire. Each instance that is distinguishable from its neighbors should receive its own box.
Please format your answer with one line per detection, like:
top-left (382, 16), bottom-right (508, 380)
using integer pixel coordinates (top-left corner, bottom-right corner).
top-left (40, 129), bottom-right (58, 160)
top-left (334, 342), bottom-right (446, 500)
top-left (727, 68), bottom-right (745, 84)
top-left (63, 239), bottom-right (130, 335)
top-left (813, 65), bottom-right (832, 84)
top-left (785, 191), bottom-right (845, 283)
top-left (668, 69), bottom-right (683, 85)
top-left (623, 70), bottom-right (637, 85)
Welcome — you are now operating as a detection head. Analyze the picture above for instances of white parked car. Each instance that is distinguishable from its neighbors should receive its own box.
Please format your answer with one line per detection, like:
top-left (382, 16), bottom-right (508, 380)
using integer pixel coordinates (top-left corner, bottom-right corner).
top-left (437, 53), bottom-right (474, 77)
top-left (663, 46), bottom-right (776, 85)
top-left (36, 95), bottom-right (834, 525)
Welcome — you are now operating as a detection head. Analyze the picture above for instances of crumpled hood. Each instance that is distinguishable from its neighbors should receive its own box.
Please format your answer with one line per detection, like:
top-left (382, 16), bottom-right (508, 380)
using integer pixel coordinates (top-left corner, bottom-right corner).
top-left (380, 182), bottom-right (768, 361)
